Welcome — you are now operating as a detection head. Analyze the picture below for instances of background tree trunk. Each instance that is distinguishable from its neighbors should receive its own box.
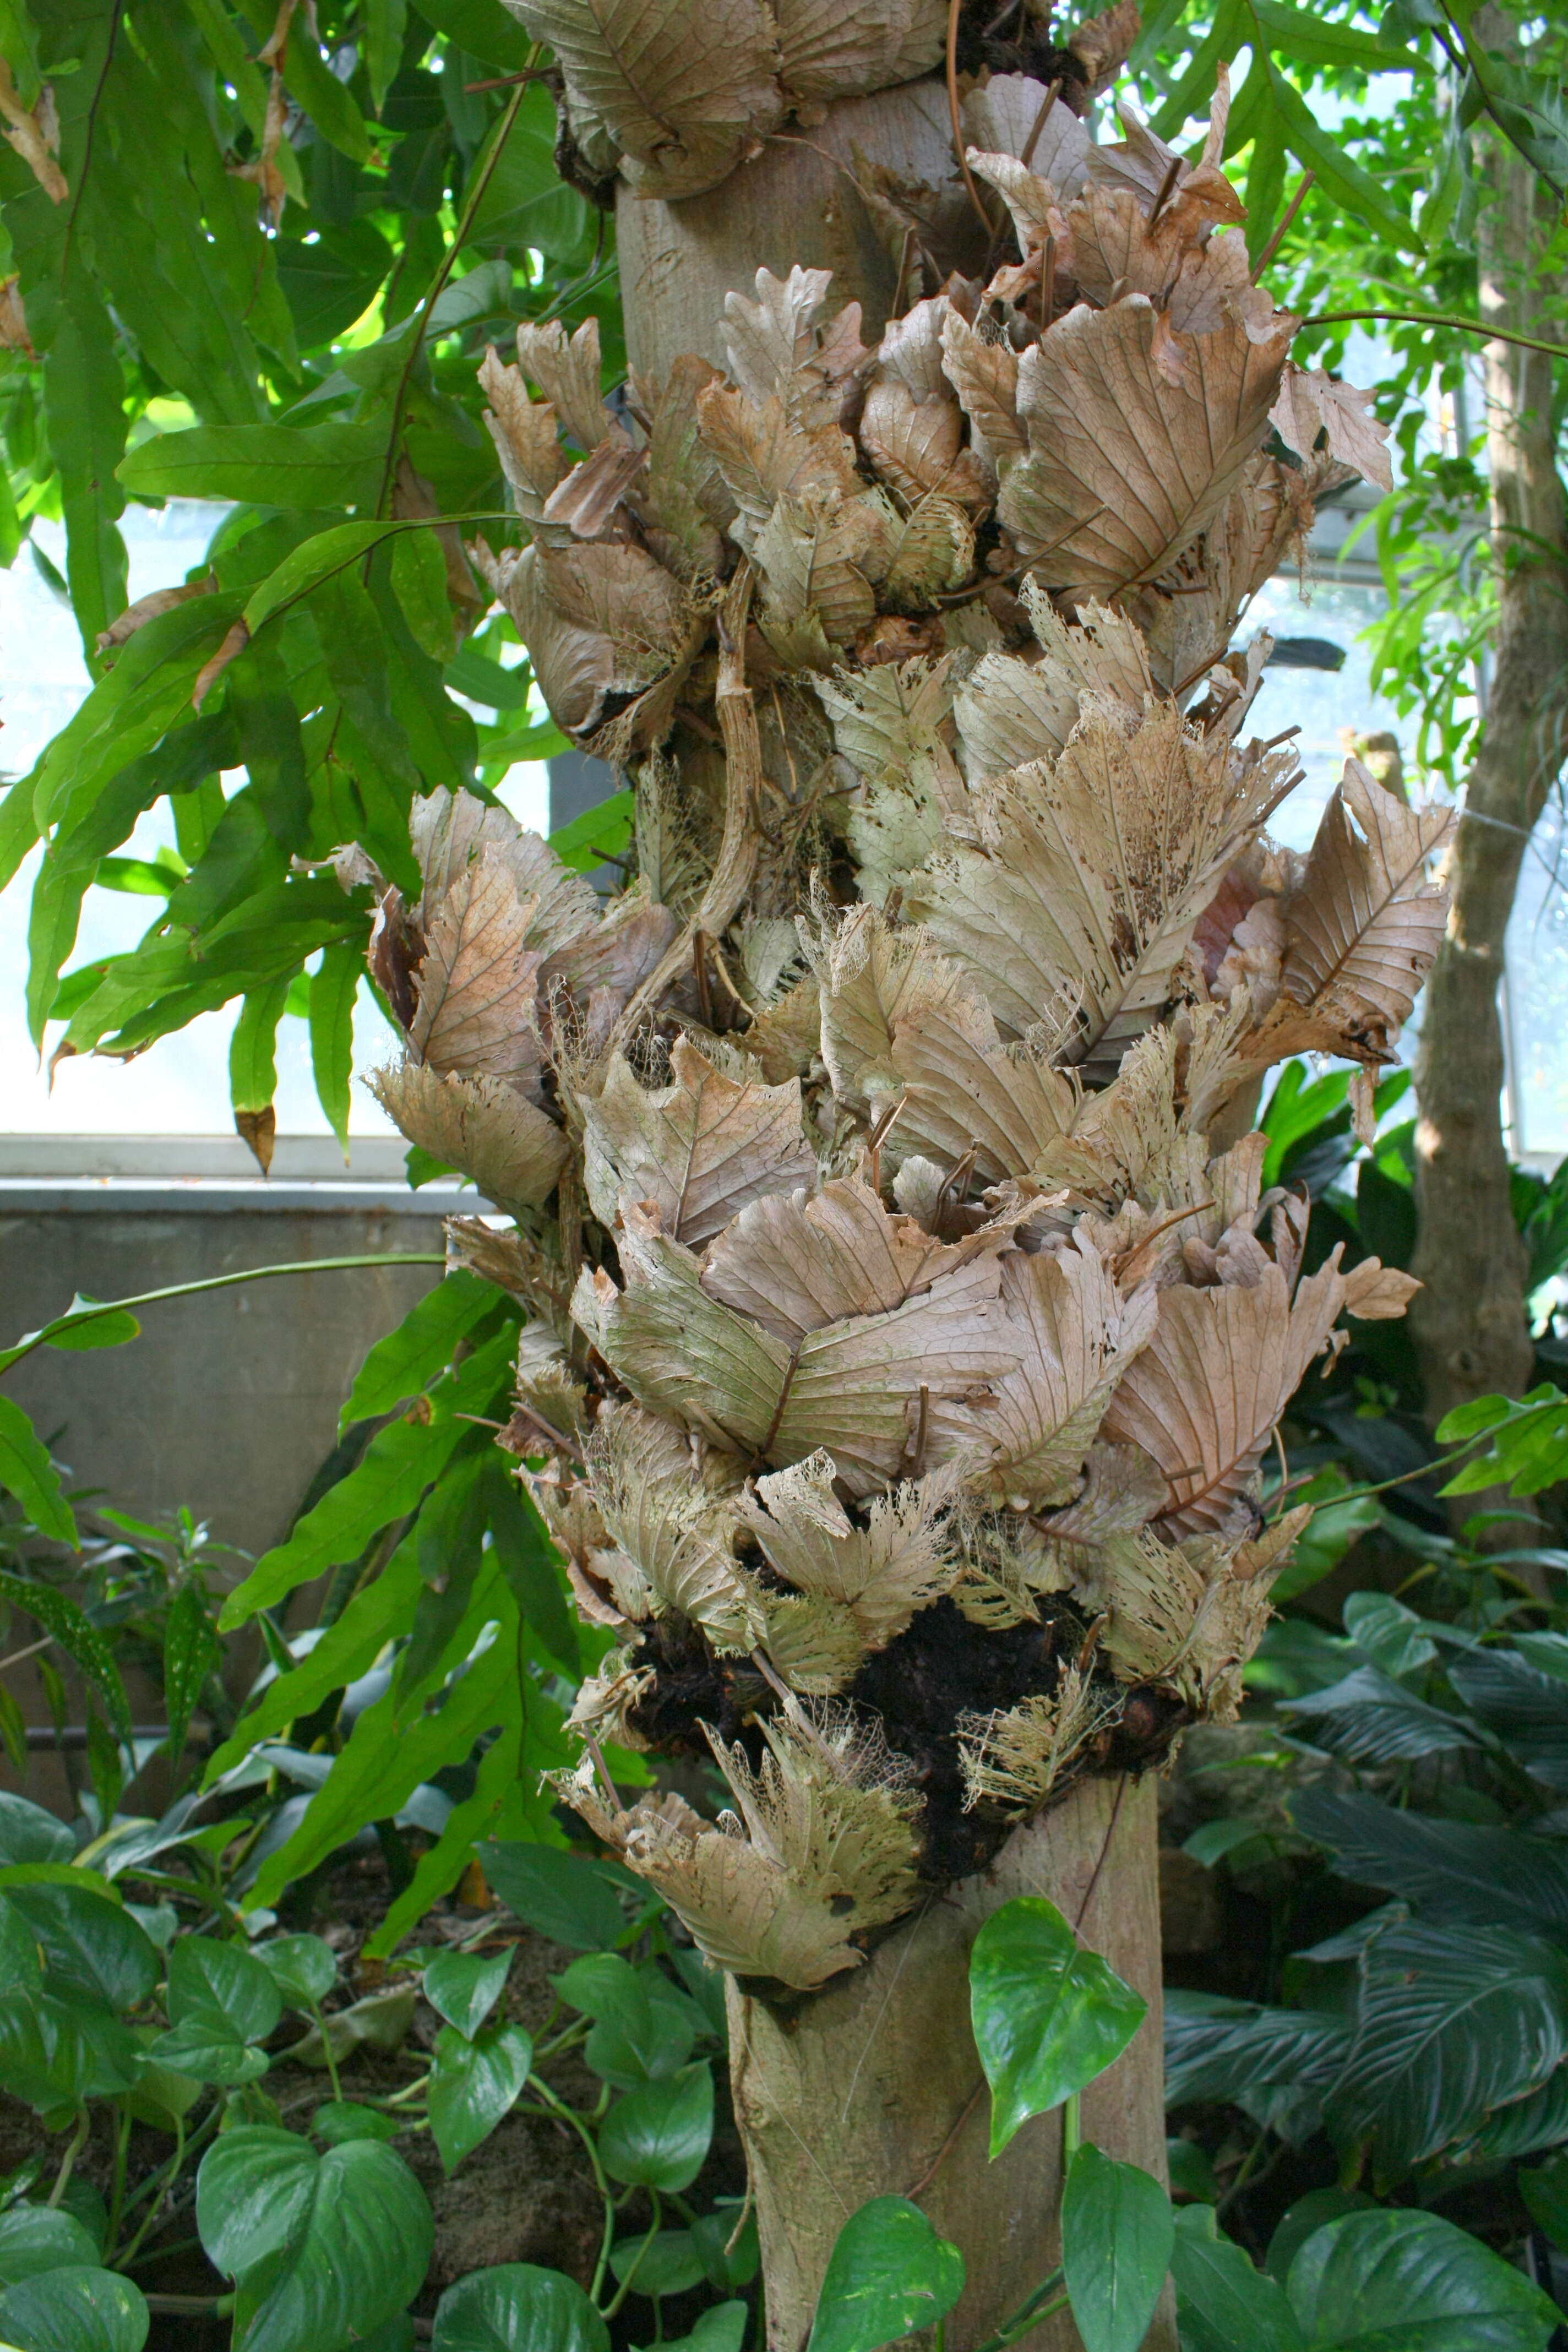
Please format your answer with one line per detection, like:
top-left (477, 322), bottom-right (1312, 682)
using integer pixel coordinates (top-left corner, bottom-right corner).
top-left (728, 1778), bottom-right (1174, 2352)
top-left (1409, 62), bottom-right (1568, 1488)
top-left (618, 91), bottom-right (1174, 2352)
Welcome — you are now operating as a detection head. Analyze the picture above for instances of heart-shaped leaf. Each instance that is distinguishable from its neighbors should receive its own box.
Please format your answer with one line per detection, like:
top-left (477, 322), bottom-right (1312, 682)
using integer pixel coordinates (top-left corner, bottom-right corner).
top-left (428, 2021), bottom-right (533, 2174)
top-left (153, 1935), bottom-right (282, 2084)
top-left (1287, 2209), bottom-right (1559, 2350)
top-left (197, 2127), bottom-right (432, 2351)
top-left (432, 2262), bottom-right (609, 2352)
top-left (969, 1898), bottom-right (1146, 2155)
top-left (424, 1948), bottom-right (512, 2040)
top-left (0, 2206), bottom-right (102, 2285)
top-left (479, 1843), bottom-right (627, 1951)
top-left (0, 2263), bottom-right (150, 2352)
top-left (254, 1935), bottom-right (338, 2012)
top-left (807, 2198), bottom-right (965, 2352)
top-left (598, 2062), bottom-right (714, 2191)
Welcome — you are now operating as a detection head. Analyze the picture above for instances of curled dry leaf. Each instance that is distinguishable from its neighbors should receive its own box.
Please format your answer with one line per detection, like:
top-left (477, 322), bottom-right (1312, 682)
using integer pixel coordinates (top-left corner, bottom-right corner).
top-left (369, 1061), bottom-right (569, 1215)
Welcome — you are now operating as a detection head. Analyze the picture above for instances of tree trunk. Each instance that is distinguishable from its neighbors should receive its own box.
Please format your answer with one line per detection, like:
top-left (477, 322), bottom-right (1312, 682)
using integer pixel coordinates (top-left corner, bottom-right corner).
top-left (618, 91), bottom-right (1174, 2349)
top-left (1409, 53), bottom-right (1568, 1480)
top-left (616, 83), bottom-right (955, 379)
top-left (728, 1777), bottom-right (1175, 2352)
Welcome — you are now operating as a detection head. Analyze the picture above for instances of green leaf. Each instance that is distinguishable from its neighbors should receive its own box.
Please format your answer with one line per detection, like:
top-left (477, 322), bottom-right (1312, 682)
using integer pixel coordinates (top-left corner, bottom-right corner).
top-left (1325, 1919), bottom-right (1568, 2173)
top-left (162, 1584), bottom-right (221, 1774)
top-left (0, 2264), bottom-right (150, 2352)
top-left (969, 1897), bottom-right (1147, 2157)
top-left (0, 1402), bottom-right (78, 1545)
top-left (412, 0), bottom-right (537, 70)
top-left (805, 2198), bottom-right (966, 2352)
top-left (391, 525), bottom-right (456, 663)
top-left (197, 2128), bottom-right (432, 2352)
top-left (309, 941), bottom-right (360, 1150)
top-left (423, 1947), bottom-right (511, 2039)
top-left (1060, 2145), bottom-right (1174, 2352)
top-left (1163, 1990), bottom-right (1352, 2122)
top-left (256, 1935), bottom-right (340, 2011)
top-left (313, 2100), bottom-right (402, 2145)
top-left (1286, 2208), bottom-right (1558, 2350)
top-left (547, 788), bottom-right (633, 874)
top-left (276, 220), bottom-right (393, 346)
top-left (1264, 2190), bottom-right (1377, 2283)
top-left (0, 1794), bottom-right (74, 1868)
top-left (0, 1578), bottom-right (124, 1732)
top-left (444, 647), bottom-right (535, 709)
top-left (38, 1301), bottom-right (141, 1353)
top-left (366, 0), bottom-right (409, 111)
top-left (478, 1841), bottom-right (627, 1951)
top-left (1521, 2151), bottom-right (1568, 2251)
top-left (598, 2062), bottom-right (714, 2191)
top-left (1267, 1467), bottom-right (1380, 1603)
top-left (230, 978), bottom-right (291, 1118)
top-left (431, 2263), bottom-right (609, 2352)
top-left (0, 2207), bottom-right (103, 2285)
top-left (220, 1403), bottom-right (472, 1627)
top-left (118, 422), bottom-right (386, 509)
top-left (1169, 2206), bottom-right (1303, 2352)
top-left (1342, 1591), bottom-right (1435, 1679)
top-left (1448, 1646), bottom-right (1568, 1781)
top-left (1289, 1789), bottom-right (1568, 1937)
top-left (1280, 1665), bottom-right (1478, 1766)
top-left (428, 2019), bottom-right (533, 2174)
top-left (552, 1952), bottom-right (698, 2087)
top-left (484, 1462), bottom-right (581, 1676)
top-left (153, 1934), bottom-right (283, 2083)
top-left (340, 1271), bottom-right (497, 1433)
top-left (609, 2229), bottom-right (707, 2299)
top-left (242, 520), bottom-right (399, 634)
top-left (660, 2305), bottom-right (748, 2352)
top-left (1258, 52), bottom-right (1418, 252)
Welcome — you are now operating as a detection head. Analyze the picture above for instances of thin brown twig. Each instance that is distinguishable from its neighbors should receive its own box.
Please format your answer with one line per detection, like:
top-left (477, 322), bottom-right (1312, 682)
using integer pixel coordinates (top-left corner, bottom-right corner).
top-left (1144, 151), bottom-right (1184, 233)
top-left (946, 0), bottom-right (996, 237)
top-left (1020, 78), bottom-right (1061, 171)
top-left (1252, 171), bottom-right (1315, 281)
top-left (905, 2079), bottom-right (986, 2199)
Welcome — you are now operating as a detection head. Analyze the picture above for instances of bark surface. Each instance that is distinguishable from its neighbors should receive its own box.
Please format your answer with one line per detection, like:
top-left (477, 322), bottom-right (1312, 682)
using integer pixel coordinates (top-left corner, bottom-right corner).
top-left (728, 1777), bottom-right (1174, 2352)
top-left (1410, 78), bottom-right (1568, 1464)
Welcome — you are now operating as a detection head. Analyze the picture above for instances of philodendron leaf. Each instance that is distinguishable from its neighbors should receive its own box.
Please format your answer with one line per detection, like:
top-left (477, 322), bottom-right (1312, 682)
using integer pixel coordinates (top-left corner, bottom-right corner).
top-left (428, 2021), bottom-right (534, 2174)
top-left (0, 2263), bottom-right (150, 2352)
top-left (1521, 2150), bottom-right (1568, 2251)
top-left (806, 2197), bottom-right (965, 2352)
top-left (197, 2127), bottom-right (432, 2352)
top-left (431, 2262), bottom-right (609, 2352)
top-left (0, 2204), bottom-right (103, 2284)
top-left (598, 2062), bottom-right (714, 2191)
top-left (6, 1882), bottom-right (159, 2011)
top-left (423, 1947), bottom-right (512, 2039)
top-left (969, 1896), bottom-right (1147, 2155)
top-left (153, 1934), bottom-right (283, 2083)
top-left (1287, 2209), bottom-right (1559, 2350)
top-left (1061, 2144), bottom-right (1174, 2352)
top-left (254, 1933), bottom-right (339, 2012)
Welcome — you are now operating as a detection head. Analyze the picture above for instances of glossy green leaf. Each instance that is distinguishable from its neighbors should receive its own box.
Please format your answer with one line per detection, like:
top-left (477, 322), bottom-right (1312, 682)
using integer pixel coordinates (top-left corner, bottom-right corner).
top-left (1060, 2145), bottom-right (1173, 2352)
top-left (431, 2263), bottom-right (609, 2352)
top-left (599, 2062), bottom-right (714, 2191)
top-left (0, 2206), bottom-right (102, 2285)
top-left (365, 0), bottom-right (410, 111)
top-left (230, 978), bottom-right (290, 1119)
top-left (806, 2198), bottom-right (965, 2352)
top-left (423, 1947), bottom-right (512, 2039)
top-left (197, 2128), bottom-right (432, 2351)
top-left (5, 1882), bottom-right (158, 2011)
top-left (313, 2099), bottom-right (402, 2146)
top-left (1287, 2209), bottom-right (1558, 2350)
top-left (969, 1897), bottom-right (1147, 2155)
top-left (0, 2264), bottom-right (150, 2352)
top-left (0, 1794), bottom-right (74, 1869)
top-left (0, 1406), bottom-right (78, 1546)
top-left (553, 1953), bottom-right (698, 2087)
top-left (153, 1934), bottom-right (284, 2084)
top-left (1281, 1665), bottom-right (1479, 1766)
top-left (657, 2305), bottom-right (748, 2352)
top-left (340, 1271), bottom-right (497, 1433)
top-left (428, 2020), bottom-right (533, 2174)
top-left (479, 1841), bottom-right (627, 1951)
top-left (1521, 2150), bottom-right (1568, 2250)
top-left (256, 1934), bottom-right (339, 2011)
